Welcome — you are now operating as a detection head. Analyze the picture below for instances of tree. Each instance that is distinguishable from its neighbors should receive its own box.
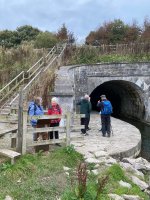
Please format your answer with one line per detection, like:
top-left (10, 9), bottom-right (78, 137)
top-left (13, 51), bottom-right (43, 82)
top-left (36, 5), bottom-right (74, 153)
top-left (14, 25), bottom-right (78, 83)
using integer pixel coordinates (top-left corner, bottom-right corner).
top-left (56, 24), bottom-right (68, 41)
top-left (68, 31), bottom-right (75, 44)
top-left (109, 19), bottom-right (127, 44)
top-left (124, 21), bottom-right (141, 43)
top-left (0, 30), bottom-right (21, 48)
top-left (17, 25), bottom-right (41, 41)
top-left (85, 19), bottom-right (142, 45)
top-left (141, 17), bottom-right (150, 42)
top-left (34, 31), bottom-right (58, 48)
top-left (85, 31), bottom-right (97, 45)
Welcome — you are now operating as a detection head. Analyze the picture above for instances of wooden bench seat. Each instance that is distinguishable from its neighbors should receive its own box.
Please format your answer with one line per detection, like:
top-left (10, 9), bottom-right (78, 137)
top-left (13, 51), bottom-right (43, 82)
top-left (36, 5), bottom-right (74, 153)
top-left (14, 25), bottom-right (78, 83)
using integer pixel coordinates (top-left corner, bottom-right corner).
top-left (0, 149), bottom-right (21, 164)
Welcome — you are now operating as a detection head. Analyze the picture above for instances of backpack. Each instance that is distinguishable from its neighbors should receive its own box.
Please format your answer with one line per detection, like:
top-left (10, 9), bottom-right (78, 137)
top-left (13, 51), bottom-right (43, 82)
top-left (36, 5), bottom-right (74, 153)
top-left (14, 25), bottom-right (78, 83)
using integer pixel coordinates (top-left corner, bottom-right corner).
top-left (28, 102), bottom-right (37, 115)
top-left (101, 101), bottom-right (112, 115)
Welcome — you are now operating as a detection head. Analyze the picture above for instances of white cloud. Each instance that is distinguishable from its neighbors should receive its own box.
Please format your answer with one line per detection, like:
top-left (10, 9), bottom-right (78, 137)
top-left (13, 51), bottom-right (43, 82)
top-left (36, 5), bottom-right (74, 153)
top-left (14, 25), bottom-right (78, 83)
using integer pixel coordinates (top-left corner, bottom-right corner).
top-left (0, 0), bottom-right (149, 39)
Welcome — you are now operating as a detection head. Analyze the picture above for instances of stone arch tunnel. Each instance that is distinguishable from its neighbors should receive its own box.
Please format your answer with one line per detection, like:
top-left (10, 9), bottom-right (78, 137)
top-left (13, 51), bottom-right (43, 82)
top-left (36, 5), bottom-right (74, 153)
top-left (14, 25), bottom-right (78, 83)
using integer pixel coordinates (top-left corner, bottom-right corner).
top-left (90, 80), bottom-right (145, 120)
top-left (52, 63), bottom-right (150, 122)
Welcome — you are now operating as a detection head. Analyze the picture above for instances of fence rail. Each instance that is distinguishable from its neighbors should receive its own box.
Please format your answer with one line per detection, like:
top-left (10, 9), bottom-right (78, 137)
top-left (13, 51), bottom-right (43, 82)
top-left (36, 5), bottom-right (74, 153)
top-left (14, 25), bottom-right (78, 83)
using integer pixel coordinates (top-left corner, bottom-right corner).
top-left (0, 43), bottom-right (67, 109)
top-left (83, 42), bottom-right (150, 55)
top-left (0, 71), bottom-right (25, 104)
top-left (0, 110), bottom-right (84, 155)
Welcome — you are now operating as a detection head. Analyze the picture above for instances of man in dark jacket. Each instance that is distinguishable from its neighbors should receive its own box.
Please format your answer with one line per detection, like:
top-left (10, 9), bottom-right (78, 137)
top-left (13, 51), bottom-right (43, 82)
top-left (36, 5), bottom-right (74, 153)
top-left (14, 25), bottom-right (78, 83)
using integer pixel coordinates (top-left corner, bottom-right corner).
top-left (77, 94), bottom-right (92, 135)
top-left (97, 95), bottom-right (112, 137)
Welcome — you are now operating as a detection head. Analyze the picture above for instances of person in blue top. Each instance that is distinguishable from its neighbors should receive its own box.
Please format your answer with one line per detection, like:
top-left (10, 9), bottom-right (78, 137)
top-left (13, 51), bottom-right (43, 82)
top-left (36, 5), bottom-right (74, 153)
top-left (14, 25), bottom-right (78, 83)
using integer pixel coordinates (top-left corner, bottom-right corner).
top-left (28, 96), bottom-right (44, 140)
top-left (97, 95), bottom-right (113, 137)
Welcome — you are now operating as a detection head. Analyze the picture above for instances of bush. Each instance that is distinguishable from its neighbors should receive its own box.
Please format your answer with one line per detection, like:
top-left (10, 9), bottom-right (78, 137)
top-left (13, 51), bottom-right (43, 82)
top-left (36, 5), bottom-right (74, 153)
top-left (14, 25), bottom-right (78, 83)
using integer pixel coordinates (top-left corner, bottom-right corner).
top-left (34, 32), bottom-right (58, 48)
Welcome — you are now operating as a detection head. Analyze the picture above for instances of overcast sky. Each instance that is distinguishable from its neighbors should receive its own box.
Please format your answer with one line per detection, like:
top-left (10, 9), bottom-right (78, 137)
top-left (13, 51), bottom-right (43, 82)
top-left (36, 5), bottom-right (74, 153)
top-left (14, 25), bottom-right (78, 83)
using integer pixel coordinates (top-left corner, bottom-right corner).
top-left (0, 0), bottom-right (150, 43)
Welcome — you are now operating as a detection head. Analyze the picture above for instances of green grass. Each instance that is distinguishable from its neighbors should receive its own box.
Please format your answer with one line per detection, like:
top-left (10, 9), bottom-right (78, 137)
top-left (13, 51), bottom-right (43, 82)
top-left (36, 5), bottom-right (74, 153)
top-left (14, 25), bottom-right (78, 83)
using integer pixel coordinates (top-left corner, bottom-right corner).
top-left (68, 46), bottom-right (150, 65)
top-left (0, 150), bottom-right (149, 200)
top-left (61, 164), bottom-right (149, 200)
top-left (0, 147), bottom-right (83, 200)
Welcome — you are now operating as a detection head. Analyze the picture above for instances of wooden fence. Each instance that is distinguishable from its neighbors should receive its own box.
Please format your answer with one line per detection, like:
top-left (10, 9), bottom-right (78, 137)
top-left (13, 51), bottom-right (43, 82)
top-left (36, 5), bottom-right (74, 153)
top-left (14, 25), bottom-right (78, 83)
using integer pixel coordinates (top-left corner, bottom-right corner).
top-left (80, 42), bottom-right (150, 55)
top-left (0, 107), bottom-right (84, 155)
top-left (20, 111), bottom-right (83, 154)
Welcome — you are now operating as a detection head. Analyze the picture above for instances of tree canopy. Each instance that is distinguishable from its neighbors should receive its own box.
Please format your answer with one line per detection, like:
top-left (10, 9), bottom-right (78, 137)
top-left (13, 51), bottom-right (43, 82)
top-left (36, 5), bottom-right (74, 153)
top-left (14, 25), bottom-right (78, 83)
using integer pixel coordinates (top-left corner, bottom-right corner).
top-left (85, 18), bottom-right (150, 45)
top-left (0, 24), bottom-right (75, 48)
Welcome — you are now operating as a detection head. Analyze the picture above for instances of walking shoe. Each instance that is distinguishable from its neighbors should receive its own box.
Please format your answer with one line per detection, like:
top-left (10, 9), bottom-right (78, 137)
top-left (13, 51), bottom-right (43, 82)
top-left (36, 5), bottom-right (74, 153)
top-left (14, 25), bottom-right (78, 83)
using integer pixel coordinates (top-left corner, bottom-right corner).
top-left (87, 128), bottom-right (91, 131)
top-left (82, 133), bottom-right (89, 136)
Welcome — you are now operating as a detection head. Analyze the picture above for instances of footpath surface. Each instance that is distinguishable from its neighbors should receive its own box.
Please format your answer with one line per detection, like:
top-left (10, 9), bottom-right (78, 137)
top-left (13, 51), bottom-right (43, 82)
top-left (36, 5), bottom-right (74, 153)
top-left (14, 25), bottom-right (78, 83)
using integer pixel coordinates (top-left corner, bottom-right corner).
top-left (71, 113), bottom-right (141, 160)
top-left (0, 113), bottom-right (141, 160)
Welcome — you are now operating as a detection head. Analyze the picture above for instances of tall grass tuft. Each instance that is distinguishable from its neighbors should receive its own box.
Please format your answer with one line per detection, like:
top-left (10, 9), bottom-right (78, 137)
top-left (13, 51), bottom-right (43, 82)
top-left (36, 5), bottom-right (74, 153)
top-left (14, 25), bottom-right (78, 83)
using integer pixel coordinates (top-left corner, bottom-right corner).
top-left (0, 42), bottom-right (43, 87)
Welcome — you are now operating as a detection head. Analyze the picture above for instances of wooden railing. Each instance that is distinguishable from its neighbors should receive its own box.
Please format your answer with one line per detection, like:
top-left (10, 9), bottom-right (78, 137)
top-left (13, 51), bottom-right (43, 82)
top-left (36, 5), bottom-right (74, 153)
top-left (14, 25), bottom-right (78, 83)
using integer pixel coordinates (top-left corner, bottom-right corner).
top-left (0, 43), bottom-right (67, 108)
top-left (9, 43), bottom-right (67, 108)
top-left (0, 110), bottom-right (84, 155)
top-left (0, 71), bottom-right (25, 105)
top-left (27, 46), bottom-right (57, 79)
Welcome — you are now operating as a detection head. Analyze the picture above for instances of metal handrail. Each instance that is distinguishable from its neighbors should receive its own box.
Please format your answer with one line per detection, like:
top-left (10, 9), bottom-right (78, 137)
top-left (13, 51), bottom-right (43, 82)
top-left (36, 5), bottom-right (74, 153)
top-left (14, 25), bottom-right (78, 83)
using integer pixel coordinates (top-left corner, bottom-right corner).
top-left (9, 70), bottom-right (42, 106)
top-left (8, 43), bottom-right (67, 107)
top-left (27, 57), bottom-right (43, 73)
top-left (0, 71), bottom-right (24, 93)
top-left (45, 46), bottom-right (56, 58)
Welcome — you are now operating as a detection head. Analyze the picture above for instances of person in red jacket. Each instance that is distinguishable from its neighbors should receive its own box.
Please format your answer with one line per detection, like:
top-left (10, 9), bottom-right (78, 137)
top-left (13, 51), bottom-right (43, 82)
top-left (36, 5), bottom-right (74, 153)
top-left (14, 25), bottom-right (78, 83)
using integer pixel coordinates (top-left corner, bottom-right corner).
top-left (47, 97), bottom-right (62, 140)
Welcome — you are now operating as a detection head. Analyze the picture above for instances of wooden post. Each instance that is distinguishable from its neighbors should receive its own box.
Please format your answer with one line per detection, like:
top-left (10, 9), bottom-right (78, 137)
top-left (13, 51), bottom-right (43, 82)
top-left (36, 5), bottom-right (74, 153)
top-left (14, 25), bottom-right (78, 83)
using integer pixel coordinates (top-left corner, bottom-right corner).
top-left (43, 49), bottom-right (46, 66)
top-left (22, 110), bottom-right (27, 154)
top-left (66, 112), bottom-right (71, 146)
top-left (11, 138), bottom-right (16, 148)
top-left (17, 91), bottom-right (23, 153)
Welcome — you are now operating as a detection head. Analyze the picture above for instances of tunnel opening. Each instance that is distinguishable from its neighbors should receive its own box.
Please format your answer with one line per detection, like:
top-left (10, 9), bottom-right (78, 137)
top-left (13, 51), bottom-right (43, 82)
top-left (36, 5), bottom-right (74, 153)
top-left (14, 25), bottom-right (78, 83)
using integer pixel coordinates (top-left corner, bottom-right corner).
top-left (90, 80), bottom-right (145, 120)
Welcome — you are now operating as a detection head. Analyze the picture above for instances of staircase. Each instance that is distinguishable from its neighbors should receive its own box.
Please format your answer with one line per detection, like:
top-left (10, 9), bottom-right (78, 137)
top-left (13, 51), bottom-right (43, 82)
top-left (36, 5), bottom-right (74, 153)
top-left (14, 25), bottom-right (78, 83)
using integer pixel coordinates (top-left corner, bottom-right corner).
top-left (0, 43), bottom-right (67, 118)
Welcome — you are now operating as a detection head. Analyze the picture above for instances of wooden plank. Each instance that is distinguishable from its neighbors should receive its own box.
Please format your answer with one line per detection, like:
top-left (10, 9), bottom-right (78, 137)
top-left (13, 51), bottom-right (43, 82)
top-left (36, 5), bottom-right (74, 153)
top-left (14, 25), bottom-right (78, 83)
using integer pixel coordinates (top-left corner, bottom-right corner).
top-left (0, 128), bottom-right (17, 137)
top-left (28, 114), bottom-right (65, 120)
top-left (28, 138), bottom-right (65, 147)
top-left (71, 125), bottom-right (84, 131)
top-left (11, 138), bottom-right (16, 148)
top-left (73, 114), bottom-right (85, 118)
top-left (17, 91), bottom-right (23, 153)
top-left (66, 112), bottom-right (71, 146)
top-left (22, 110), bottom-right (27, 154)
top-left (28, 135), bottom-right (83, 147)
top-left (27, 126), bottom-right (65, 134)
top-left (0, 149), bottom-right (21, 164)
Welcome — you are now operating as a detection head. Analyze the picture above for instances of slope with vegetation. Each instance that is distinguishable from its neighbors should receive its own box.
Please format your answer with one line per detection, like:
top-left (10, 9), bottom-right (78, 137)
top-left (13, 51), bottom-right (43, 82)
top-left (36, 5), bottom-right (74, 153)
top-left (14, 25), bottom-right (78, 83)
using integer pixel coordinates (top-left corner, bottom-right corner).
top-left (0, 146), bottom-right (149, 200)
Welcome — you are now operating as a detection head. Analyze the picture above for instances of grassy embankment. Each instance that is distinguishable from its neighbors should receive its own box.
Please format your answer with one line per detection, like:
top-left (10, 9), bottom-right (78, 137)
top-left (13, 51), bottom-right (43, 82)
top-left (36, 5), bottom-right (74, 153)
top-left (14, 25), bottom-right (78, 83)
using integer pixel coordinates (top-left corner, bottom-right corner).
top-left (0, 146), bottom-right (149, 200)
top-left (0, 43), bottom-right (43, 88)
top-left (67, 46), bottom-right (150, 65)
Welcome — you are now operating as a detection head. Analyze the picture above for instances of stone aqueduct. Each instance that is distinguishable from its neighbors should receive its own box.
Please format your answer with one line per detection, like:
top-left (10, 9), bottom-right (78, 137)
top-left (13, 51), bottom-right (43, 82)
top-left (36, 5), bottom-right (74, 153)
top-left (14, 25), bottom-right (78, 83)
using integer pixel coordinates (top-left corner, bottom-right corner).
top-left (52, 62), bottom-right (150, 123)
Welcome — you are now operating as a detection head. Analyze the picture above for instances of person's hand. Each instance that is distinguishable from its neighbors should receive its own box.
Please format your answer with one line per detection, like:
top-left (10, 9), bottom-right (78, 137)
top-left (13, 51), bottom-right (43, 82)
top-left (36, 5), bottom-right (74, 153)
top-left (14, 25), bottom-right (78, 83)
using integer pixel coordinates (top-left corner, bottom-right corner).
top-left (98, 100), bottom-right (100, 103)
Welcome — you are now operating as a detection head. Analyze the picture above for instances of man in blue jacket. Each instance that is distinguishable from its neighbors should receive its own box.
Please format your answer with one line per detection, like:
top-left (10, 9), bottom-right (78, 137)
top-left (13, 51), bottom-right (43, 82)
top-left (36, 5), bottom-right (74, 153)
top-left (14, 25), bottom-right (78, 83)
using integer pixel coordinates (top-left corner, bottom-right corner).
top-left (97, 95), bottom-right (112, 137)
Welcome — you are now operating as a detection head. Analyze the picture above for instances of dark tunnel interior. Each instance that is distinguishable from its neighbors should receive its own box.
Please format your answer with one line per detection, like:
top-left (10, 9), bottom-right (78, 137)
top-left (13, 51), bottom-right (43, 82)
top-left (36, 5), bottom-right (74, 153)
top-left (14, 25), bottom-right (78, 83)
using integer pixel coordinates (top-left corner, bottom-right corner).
top-left (90, 80), bottom-right (145, 120)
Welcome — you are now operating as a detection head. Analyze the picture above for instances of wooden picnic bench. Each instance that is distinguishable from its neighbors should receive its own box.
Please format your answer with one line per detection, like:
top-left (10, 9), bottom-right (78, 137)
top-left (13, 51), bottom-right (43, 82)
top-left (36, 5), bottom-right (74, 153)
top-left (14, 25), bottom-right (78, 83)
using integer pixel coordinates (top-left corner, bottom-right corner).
top-left (0, 149), bottom-right (21, 164)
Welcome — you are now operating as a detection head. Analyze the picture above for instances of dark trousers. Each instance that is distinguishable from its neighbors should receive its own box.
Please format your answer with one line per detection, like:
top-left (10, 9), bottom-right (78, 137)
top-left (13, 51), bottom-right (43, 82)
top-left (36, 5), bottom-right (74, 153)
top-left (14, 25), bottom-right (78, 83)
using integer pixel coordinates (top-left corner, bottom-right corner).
top-left (49, 122), bottom-right (59, 139)
top-left (81, 117), bottom-right (88, 133)
top-left (87, 116), bottom-right (90, 128)
top-left (101, 115), bottom-right (111, 136)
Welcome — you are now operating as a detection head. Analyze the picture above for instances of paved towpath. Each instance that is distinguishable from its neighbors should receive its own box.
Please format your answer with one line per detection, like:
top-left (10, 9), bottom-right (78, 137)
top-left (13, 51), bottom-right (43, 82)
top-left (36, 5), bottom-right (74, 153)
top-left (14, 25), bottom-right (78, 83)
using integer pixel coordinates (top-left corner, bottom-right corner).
top-left (71, 112), bottom-right (141, 160)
